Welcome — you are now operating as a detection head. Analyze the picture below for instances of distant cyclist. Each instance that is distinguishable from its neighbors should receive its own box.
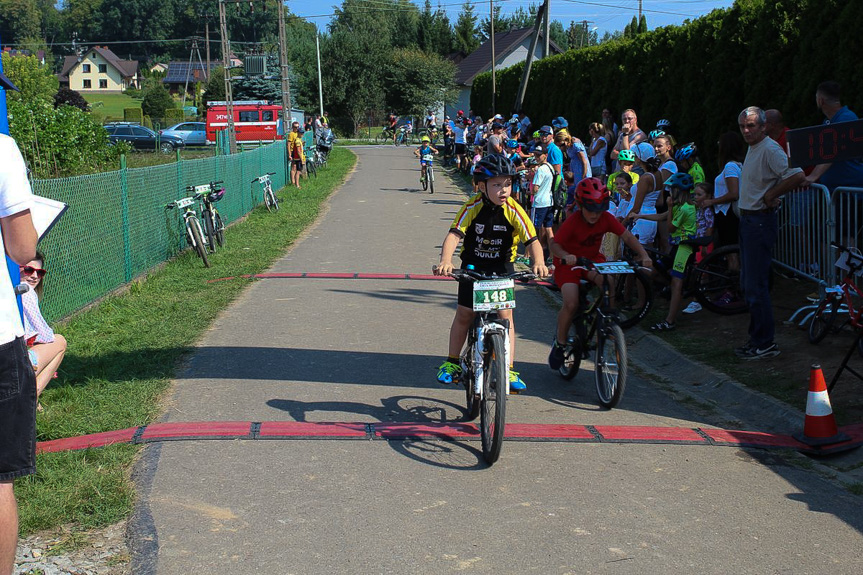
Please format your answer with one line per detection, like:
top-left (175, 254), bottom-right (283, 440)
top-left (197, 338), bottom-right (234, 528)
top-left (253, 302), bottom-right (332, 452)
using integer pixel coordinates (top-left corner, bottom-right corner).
top-left (414, 136), bottom-right (439, 186)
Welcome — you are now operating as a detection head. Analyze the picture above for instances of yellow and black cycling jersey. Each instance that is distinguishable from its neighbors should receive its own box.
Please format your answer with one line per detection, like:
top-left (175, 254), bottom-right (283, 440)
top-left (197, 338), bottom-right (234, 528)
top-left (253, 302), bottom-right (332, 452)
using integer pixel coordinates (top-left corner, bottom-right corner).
top-left (449, 194), bottom-right (538, 266)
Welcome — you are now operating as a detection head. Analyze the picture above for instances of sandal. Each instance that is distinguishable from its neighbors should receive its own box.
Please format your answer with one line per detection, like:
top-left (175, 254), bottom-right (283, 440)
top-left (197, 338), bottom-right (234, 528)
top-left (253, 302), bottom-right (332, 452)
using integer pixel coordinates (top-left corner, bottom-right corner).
top-left (650, 321), bottom-right (676, 332)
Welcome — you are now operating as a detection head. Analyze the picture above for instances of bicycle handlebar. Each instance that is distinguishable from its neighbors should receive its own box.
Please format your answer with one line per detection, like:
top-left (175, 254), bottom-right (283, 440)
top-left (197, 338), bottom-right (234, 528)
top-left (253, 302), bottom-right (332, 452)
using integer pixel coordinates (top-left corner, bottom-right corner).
top-left (449, 269), bottom-right (536, 283)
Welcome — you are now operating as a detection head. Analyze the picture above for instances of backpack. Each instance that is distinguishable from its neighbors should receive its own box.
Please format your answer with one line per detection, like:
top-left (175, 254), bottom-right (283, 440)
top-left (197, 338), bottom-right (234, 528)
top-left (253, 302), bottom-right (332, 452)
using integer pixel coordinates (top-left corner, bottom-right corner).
top-left (552, 172), bottom-right (568, 211)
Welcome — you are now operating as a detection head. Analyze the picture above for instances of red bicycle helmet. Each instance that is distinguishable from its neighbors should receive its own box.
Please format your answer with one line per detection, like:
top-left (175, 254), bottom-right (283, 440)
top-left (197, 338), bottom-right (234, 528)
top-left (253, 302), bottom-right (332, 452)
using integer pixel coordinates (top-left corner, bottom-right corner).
top-left (575, 177), bottom-right (609, 212)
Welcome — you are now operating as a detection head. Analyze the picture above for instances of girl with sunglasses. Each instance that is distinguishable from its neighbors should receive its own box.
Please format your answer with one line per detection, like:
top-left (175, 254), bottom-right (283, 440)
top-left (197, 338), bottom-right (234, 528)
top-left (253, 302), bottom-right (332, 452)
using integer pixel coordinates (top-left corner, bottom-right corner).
top-left (21, 251), bottom-right (67, 411)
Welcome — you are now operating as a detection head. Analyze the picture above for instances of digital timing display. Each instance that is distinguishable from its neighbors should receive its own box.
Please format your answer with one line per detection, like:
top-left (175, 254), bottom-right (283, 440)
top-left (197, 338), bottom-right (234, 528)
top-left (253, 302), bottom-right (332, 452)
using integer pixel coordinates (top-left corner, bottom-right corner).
top-left (787, 119), bottom-right (863, 168)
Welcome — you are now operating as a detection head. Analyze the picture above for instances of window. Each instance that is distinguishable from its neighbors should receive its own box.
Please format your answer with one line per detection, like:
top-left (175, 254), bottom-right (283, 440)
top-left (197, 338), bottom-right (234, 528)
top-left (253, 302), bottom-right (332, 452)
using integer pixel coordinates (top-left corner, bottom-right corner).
top-left (238, 111), bottom-right (259, 123)
top-left (83, 79), bottom-right (91, 89)
top-left (99, 79), bottom-right (108, 89)
top-left (262, 111), bottom-right (274, 121)
top-left (98, 64), bottom-right (107, 74)
top-left (113, 126), bottom-right (133, 136)
top-left (132, 127), bottom-right (153, 137)
top-left (82, 64), bottom-right (91, 73)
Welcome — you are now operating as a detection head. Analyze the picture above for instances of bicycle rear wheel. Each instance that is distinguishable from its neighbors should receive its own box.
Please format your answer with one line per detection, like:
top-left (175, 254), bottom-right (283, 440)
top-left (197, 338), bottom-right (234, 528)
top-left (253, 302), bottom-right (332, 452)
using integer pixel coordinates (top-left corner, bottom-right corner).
top-left (428, 166), bottom-right (435, 194)
top-left (201, 209), bottom-right (216, 253)
top-left (376, 131), bottom-right (390, 144)
top-left (306, 158), bottom-right (317, 179)
top-left (480, 332), bottom-right (507, 464)
top-left (594, 322), bottom-right (627, 409)
top-left (692, 245), bottom-right (746, 315)
top-left (612, 268), bottom-right (653, 328)
top-left (214, 212), bottom-right (225, 248)
top-left (187, 217), bottom-right (210, 268)
top-left (809, 296), bottom-right (840, 344)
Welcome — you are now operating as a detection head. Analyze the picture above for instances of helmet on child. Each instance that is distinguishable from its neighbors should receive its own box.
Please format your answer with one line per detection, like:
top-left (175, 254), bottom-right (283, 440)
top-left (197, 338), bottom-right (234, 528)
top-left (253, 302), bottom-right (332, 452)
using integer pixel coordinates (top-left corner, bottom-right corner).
top-left (675, 142), bottom-right (698, 160)
top-left (473, 154), bottom-right (518, 184)
top-left (656, 119), bottom-right (671, 129)
top-left (617, 149), bottom-right (636, 162)
top-left (532, 130), bottom-right (541, 139)
top-left (648, 129), bottom-right (665, 142)
top-left (575, 177), bottom-right (610, 213)
top-left (421, 136), bottom-right (431, 143)
top-left (506, 139), bottom-right (518, 148)
top-left (664, 172), bottom-right (695, 192)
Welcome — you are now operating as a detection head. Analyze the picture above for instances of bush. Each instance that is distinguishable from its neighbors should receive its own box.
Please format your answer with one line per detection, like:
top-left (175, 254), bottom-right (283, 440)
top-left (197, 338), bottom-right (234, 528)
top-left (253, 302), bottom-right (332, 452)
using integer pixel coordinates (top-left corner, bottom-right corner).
top-left (53, 88), bottom-right (90, 112)
top-left (141, 84), bottom-right (176, 120)
top-left (470, 0), bottom-right (863, 172)
top-left (163, 108), bottom-right (184, 124)
top-left (124, 108), bottom-right (144, 124)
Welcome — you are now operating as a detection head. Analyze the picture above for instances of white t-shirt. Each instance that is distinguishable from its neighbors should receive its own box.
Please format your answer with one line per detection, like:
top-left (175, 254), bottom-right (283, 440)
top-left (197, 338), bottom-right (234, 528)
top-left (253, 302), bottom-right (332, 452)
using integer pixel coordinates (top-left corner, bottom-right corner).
top-left (713, 161), bottom-right (742, 216)
top-left (532, 163), bottom-right (555, 208)
top-left (0, 134), bottom-right (35, 344)
top-left (660, 159), bottom-right (678, 176)
top-left (453, 124), bottom-right (465, 145)
top-left (740, 137), bottom-right (803, 211)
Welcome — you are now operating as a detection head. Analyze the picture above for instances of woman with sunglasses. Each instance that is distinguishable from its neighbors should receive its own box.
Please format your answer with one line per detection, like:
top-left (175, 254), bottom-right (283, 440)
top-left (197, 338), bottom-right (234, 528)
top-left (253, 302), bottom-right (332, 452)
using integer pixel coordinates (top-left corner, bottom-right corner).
top-left (20, 251), bottom-right (67, 410)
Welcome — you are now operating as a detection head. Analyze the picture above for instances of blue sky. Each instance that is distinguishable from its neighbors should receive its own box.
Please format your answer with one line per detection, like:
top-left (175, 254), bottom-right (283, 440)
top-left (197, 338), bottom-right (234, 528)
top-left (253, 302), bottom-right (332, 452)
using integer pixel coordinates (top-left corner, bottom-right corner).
top-left (288, 0), bottom-right (737, 38)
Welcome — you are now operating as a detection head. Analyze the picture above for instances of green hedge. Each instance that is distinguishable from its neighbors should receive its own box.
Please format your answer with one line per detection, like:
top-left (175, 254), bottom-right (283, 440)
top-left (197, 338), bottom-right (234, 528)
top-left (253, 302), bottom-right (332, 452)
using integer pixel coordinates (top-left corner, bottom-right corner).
top-left (123, 108), bottom-right (143, 123)
top-left (471, 0), bottom-right (863, 172)
top-left (163, 108), bottom-right (184, 124)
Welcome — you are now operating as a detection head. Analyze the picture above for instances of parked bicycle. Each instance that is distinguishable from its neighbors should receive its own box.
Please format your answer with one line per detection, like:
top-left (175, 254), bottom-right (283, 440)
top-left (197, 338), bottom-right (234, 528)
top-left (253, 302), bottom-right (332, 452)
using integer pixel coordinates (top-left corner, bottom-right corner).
top-left (556, 259), bottom-right (633, 409)
top-left (450, 267), bottom-right (535, 464)
top-left (251, 173), bottom-right (279, 212)
top-left (809, 242), bottom-right (863, 345)
top-left (193, 182), bottom-right (226, 253)
top-left (304, 143), bottom-right (317, 179)
top-left (165, 193), bottom-right (210, 267)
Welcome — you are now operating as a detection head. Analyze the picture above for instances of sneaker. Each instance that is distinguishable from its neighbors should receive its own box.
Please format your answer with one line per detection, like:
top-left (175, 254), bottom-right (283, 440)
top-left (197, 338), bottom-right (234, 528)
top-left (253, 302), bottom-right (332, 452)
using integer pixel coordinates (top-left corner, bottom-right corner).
top-left (734, 342), bottom-right (753, 357)
top-left (548, 340), bottom-right (566, 370)
top-left (716, 291), bottom-right (738, 306)
top-left (509, 370), bottom-right (526, 393)
top-left (436, 361), bottom-right (462, 384)
top-left (682, 301), bottom-right (702, 314)
top-left (736, 342), bottom-right (780, 360)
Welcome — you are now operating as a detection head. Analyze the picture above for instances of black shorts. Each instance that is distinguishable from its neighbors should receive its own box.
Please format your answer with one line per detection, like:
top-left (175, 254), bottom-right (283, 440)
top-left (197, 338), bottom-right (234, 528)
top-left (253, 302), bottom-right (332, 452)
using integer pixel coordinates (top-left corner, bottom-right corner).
top-left (0, 337), bottom-right (37, 481)
top-left (455, 143), bottom-right (467, 156)
top-left (457, 262), bottom-right (515, 308)
top-left (291, 159), bottom-right (303, 169)
top-left (715, 209), bottom-right (740, 247)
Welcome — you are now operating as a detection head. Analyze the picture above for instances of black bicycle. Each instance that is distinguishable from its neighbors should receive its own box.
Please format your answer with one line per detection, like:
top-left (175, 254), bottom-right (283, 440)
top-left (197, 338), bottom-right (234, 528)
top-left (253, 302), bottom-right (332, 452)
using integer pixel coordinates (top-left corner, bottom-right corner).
top-left (451, 268), bottom-right (535, 464)
top-left (194, 182), bottom-right (226, 253)
top-left (557, 258), bottom-right (632, 409)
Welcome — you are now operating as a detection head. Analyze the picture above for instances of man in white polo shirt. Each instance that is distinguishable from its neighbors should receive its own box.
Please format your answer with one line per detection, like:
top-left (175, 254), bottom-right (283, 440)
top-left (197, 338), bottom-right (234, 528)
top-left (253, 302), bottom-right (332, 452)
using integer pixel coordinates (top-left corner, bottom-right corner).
top-left (0, 68), bottom-right (40, 575)
top-left (735, 106), bottom-right (805, 360)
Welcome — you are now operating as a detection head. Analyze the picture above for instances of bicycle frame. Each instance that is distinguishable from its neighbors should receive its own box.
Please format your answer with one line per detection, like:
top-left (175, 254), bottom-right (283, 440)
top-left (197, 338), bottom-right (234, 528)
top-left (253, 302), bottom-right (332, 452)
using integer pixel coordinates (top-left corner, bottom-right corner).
top-left (465, 312), bottom-right (511, 397)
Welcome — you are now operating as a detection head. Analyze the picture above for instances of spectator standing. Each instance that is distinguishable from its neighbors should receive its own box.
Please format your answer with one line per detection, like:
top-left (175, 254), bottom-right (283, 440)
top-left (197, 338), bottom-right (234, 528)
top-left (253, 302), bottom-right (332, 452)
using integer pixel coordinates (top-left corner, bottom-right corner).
top-left (531, 143), bottom-right (557, 260)
top-left (736, 106), bottom-right (805, 359)
top-left (805, 81), bottom-right (863, 191)
top-left (588, 122), bottom-right (609, 178)
top-left (610, 109), bottom-right (648, 165)
top-left (486, 121), bottom-right (506, 155)
top-left (601, 108), bottom-right (618, 141)
top-left (0, 122), bottom-right (40, 575)
top-left (288, 122), bottom-right (305, 189)
top-left (705, 131), bottom-right (744, 252)
top-left (555, 129), bottom-right (590, 184)
top-left (539, 125), bottom-right (563, 176)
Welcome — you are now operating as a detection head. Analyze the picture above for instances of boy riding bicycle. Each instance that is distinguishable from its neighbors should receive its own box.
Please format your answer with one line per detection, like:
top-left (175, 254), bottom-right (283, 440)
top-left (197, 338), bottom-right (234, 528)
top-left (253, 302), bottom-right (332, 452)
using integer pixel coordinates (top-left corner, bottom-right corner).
top-left (547, 177), bottom-right (652, 370)
top-left (414, 136), bottom-right (439, 185)
top-left (433, 155), bottom-right (549, 392)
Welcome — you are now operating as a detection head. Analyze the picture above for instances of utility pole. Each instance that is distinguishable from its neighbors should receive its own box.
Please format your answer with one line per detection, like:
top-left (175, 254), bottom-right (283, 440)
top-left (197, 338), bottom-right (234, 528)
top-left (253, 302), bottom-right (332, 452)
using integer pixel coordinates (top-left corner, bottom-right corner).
top-left (205, 20), bottom-right (211, 80)
top-left (217, 0), bottom-right (237, 153)
top-left (490, 0), bottom-right (495, 116)
top-left (316, 31), bottom-right (324, 117)
top-left (543, 0), bottom-right (549, 58)
top-left (277, 0), bottom-right (292, 131)
top-left (639, 0), bottom-right (643, 21)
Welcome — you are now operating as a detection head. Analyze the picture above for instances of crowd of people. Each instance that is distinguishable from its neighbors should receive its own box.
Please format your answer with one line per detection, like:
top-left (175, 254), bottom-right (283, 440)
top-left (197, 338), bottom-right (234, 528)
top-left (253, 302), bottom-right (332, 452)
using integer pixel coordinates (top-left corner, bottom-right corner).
top-left (431, 80), bottom-right (863, 391)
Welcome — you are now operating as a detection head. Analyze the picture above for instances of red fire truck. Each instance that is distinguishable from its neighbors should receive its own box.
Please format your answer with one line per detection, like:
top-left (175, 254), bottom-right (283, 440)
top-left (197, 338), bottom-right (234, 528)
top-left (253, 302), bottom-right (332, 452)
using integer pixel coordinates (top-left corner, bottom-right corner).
top-left (205, 101), bottom-right (304, 144)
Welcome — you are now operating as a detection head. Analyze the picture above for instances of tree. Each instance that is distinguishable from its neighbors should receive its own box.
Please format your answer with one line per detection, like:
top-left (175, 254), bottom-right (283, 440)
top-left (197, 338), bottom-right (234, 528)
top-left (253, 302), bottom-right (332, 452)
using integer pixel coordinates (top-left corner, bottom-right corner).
top-left (141, 83), bottom-right (176, 119)
top-left (384, 48), bottom-right (457, 115)
top-left (638, 14), bottom-right (648, 34)
top-left (549, 20), bottom-right (566, 50)
top-left (454, 1), bottom-right (480, 55)
top-left (0, 52), bottom-right (58, 106)
top-left (626, 15), bottom-right (638, 37)
top-left (0, 0), bottom-right (42, 45)
top-left (53, 87), bottom-right (90, 111)
top-left (477, 4), bottom-right (503, 39)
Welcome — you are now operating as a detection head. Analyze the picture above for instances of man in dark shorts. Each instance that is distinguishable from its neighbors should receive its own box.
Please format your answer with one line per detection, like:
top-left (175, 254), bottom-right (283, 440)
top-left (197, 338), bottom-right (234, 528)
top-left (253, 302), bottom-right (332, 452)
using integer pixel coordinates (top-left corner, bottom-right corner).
top-left (0, 71), bottom-right (40, 575)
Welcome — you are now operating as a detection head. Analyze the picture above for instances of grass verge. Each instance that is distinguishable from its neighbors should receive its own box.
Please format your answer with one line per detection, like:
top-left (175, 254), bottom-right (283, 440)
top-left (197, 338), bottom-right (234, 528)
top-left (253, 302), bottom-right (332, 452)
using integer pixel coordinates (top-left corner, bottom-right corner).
top-left (17, 147), bottom-right (356, 535)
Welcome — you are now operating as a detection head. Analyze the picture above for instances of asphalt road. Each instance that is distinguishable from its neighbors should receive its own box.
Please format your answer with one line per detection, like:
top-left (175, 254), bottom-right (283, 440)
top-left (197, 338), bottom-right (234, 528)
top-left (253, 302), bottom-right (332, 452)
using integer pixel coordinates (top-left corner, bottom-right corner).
top-left (130, 146), bottom-right (863, 574)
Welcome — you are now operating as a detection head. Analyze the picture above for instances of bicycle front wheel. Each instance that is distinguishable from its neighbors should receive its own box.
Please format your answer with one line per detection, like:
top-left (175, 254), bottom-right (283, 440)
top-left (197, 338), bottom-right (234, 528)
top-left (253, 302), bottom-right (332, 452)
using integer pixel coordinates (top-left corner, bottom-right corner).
top-left (594, 322), bottom-right (627, 409)
top-left (421, 170), bottom-right (428, 191)
top-left (214, 212), bottom-right (225, 248)
top-left (267, 189), bottom-right (279, 212)
top-left (480, 332), bottom-right (507, 464)
top-left (428, 166), bottom-right (435, 194)
top-left (201, 209), bottom-right (216, 254)
top-left (306, 158), bottom-right (317, 179)
top-left (376, 131), bottom-right (390, 144)
top-left (187, 217), bottom-right (210, 268)
top-left (559, 322), bottom-right (582, 381)
top-left (809, 296), bottom-right (840, 344)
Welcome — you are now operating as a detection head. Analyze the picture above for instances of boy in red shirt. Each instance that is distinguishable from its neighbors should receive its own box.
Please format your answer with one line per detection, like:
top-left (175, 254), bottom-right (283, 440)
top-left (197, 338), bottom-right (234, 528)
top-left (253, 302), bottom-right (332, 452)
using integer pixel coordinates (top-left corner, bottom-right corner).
top-left (547, 177), bottom-right (651, 369)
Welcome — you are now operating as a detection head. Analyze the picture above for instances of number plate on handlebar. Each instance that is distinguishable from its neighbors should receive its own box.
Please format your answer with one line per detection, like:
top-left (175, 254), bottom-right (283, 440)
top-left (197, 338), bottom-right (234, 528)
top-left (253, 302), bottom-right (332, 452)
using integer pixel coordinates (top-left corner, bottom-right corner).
top-left (422, 154), bottom-right (434, 161)
top-left (593, 262), bottom-right (635, 274)
top-left (194, 184), bottom-right (211, 194)
top-left (473, 279), bottom-right (516, 312)
top-left (175, 197), bottom-right (195, 209)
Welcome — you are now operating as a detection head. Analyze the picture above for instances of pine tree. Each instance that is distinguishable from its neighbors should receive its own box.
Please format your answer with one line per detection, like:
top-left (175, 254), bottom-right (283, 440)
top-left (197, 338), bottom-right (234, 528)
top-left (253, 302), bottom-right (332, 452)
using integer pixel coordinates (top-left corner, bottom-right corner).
top-left (629, 15), bottom-right (638, 36)
top-left (638, 14), bottom-right (648, 34)
top-left (454, 1), bottom-right (480, 54)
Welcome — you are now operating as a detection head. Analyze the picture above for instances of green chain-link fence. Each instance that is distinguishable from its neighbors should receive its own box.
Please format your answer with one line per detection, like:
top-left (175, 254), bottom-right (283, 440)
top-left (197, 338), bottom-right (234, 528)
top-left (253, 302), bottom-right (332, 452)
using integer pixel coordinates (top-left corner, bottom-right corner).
top-left (33, 141), bottom-right (287, 322)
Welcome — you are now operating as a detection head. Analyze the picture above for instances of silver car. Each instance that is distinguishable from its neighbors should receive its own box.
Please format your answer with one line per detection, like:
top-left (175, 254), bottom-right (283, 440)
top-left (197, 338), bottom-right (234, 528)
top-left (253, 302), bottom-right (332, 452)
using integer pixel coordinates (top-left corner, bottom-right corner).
top-left (160, 122), bottom-right (207, 146)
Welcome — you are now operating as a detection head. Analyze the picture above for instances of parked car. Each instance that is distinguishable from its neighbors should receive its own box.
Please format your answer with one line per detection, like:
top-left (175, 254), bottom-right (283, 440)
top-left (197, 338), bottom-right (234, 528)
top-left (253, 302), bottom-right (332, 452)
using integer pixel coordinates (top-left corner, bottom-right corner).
top-left (160, 122), bottom-right (207, 146)
top-left (104, 122), bottom-right (186, 153)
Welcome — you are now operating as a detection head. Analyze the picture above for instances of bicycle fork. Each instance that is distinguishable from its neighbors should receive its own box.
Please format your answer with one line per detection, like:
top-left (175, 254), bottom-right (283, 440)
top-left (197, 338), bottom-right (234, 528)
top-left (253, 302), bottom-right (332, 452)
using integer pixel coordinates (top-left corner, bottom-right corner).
top-left (471, 320), bottom-right (511, 397)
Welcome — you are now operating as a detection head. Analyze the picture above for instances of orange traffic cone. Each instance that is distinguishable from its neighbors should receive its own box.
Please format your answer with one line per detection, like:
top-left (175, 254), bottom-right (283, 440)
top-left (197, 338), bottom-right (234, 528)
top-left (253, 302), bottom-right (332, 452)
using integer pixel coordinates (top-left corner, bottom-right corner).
top-left (794, 364), bottom-right (849, 447)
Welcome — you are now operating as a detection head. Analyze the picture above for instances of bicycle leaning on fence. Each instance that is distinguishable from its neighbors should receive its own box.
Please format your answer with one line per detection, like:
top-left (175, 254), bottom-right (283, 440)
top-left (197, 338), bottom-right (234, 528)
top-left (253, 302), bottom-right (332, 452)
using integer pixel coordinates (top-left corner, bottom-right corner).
top-left (251, 173), bottom-right (279, 212)
top-left (196, 182), bottom-right (226, 253)
top-left (165, 192), bottom-right (210, 268)
top-left (449, 267), bottom-right (535, 465)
